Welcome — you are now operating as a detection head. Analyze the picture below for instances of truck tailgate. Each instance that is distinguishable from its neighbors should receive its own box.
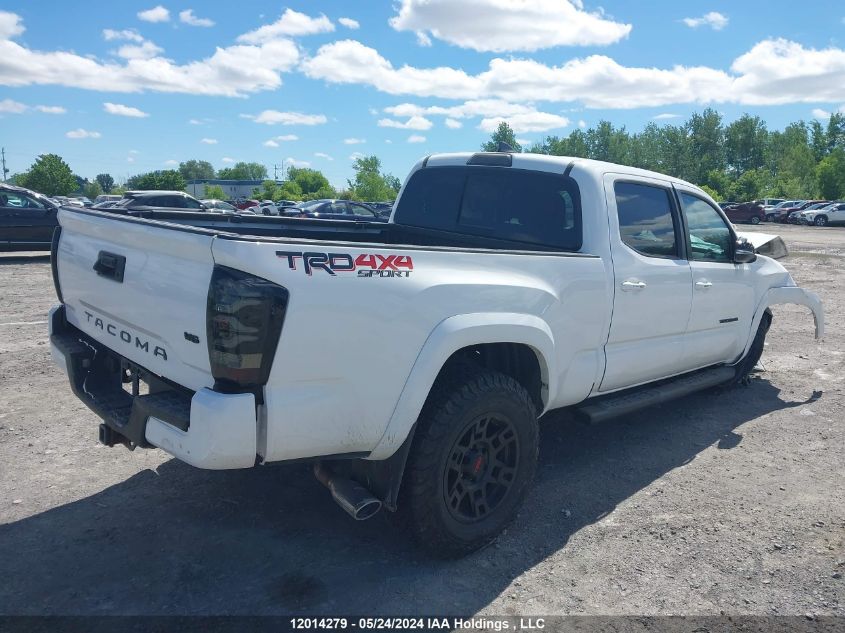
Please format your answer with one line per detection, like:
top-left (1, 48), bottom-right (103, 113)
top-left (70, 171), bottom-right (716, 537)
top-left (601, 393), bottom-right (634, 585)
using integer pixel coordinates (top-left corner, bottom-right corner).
top-left (56, 209), bottom-right (215, 391)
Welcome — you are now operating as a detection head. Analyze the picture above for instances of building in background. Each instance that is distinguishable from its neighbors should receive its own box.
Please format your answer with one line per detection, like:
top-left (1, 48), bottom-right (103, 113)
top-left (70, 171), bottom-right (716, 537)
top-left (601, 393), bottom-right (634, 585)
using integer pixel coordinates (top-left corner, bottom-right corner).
top-left (185, 179), bottom-right (283, 199)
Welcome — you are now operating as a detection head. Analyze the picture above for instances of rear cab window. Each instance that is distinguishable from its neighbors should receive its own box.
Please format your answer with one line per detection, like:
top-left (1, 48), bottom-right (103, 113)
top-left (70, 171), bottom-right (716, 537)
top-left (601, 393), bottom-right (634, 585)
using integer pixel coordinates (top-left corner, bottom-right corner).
top-left (393, 166), bottom-right (582, 251)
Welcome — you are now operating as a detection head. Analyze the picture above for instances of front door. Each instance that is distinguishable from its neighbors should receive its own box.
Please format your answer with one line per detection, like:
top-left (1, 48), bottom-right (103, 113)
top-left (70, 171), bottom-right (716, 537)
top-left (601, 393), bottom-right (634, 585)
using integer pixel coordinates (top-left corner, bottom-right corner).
top-left (676, 187), bottom-right (756, 369)
top-left (0, 190), bottom-right (57, 248)
top-left (600, 175), bottom-right (692, 393)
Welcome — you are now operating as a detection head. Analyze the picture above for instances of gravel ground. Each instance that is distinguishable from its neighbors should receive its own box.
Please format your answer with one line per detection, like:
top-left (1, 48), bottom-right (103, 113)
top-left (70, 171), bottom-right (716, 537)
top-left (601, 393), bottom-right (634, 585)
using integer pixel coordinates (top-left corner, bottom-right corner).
top-left (0, 223), bottom-right (842, 617)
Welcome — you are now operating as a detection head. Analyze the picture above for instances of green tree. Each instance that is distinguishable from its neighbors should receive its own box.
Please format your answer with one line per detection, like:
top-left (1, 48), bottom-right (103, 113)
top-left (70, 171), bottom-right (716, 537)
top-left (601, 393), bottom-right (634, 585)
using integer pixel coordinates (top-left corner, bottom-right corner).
top-left (204, 184), bottom-right (227, 199)
top-left (481, 121), bottom-right (522, 152)
top-left (217, 162), bottom-right (267, 180)
top-left (83, 181), bottom-right (102, 200)
top-left (126, 170), bottom-right (186, 191)
top-left (685, 108), bottom-right (725, 184)
top-left (347, 156), bottom-right (400, 201)
top-left (725, 114), bottom-right (768, 175)
top-left (18, 154), bottom-right (77, 196)
top-left (699, 185), bottom-right (721, 201)
top-left (816, 150), bottom-right (845, 200)
top-left (95, 173), bottom-right (115, 193)
top-left (179, 160), bottom-right (216, 181)
top-left (826, 113), bottom-right (845, 152)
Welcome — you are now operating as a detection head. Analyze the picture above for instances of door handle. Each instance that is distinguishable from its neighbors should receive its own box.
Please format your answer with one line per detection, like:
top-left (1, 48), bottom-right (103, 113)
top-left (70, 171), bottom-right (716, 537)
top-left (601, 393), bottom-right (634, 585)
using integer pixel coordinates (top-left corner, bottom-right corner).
top-left (621, 279), bottom-right (647, 291)
top-left (93, 250), bottom-right (126, 283)
top-left (695, 280), bottom-right (713, 289)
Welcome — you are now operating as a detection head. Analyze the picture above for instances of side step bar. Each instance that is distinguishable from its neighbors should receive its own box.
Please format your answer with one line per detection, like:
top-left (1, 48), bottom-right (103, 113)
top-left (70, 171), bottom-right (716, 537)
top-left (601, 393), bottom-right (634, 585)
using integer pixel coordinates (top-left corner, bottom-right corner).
top-left (574, 366), bottom-right (736, 424)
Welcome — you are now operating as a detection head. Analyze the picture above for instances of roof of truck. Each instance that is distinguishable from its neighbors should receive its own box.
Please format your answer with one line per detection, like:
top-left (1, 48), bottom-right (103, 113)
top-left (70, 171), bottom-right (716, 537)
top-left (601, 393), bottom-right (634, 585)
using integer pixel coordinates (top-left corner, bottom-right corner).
top-left (423, 152), bottom-right (703, 193)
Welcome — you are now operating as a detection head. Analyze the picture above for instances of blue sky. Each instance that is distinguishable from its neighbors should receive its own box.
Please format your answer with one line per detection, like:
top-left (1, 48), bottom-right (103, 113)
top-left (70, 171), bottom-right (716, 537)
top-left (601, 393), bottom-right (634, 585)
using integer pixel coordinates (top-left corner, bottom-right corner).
top-left (1, 1), bottom-right (844, 188)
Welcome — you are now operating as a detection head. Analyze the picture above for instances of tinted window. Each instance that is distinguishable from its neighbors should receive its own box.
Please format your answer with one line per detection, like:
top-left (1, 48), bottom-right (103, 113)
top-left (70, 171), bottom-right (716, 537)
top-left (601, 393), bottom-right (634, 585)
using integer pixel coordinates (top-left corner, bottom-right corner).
top-left (0, 192), bottom-right (45, 210)
top-left (394, 166), bottom-right (581, 250)
top-left (350, 203), bottom-right (375, 217)
top-left (679, 192), bottom-right (733, 263)
top-left (614, 182), bottom-right (678, 258)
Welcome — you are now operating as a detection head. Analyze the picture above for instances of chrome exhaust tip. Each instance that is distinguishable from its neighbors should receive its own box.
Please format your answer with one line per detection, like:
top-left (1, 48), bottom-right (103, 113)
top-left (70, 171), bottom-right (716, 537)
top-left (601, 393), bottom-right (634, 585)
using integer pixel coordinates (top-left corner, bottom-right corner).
top-left (313, 463), bottom-right (382, 521)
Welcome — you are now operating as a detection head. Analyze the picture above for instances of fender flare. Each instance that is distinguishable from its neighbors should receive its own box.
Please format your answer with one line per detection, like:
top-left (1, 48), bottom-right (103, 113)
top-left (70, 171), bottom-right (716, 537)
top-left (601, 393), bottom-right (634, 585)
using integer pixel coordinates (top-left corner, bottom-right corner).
top-left (367, 313), bottom-right (556, 460)
top-left (735, 286), bottom-right (824, 363)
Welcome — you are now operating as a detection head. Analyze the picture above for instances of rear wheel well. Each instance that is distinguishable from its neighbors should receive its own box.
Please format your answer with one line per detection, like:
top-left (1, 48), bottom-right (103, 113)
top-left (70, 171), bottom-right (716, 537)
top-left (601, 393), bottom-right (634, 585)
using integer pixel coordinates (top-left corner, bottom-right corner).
top-left (436, 343), bottom-right (545, 412)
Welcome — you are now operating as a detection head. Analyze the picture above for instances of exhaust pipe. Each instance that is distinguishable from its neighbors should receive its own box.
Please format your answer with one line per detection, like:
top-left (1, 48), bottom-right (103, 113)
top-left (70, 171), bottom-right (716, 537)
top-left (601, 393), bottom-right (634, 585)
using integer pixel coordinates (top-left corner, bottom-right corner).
top-left (313, 463), bottom-right (382, 521)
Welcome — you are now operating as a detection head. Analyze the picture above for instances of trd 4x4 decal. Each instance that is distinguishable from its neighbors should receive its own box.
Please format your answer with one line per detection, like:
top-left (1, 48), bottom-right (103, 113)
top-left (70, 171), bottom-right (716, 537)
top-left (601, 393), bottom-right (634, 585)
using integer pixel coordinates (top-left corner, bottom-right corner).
top-left (276, 251), bottom-right (414, 277)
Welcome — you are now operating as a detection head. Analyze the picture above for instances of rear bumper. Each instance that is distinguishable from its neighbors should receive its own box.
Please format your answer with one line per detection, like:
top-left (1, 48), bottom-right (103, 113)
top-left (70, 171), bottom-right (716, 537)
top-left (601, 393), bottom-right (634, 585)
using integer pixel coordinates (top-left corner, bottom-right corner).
top-left (49, 305), bottom-right (257, 469)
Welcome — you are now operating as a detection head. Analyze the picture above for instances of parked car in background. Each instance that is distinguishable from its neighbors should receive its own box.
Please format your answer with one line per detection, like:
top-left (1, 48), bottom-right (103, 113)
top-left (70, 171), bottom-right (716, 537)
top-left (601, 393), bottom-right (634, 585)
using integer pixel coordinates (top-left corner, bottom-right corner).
top-left (201, 199), bottom-right (238, 214)
top-left (753, 198), bottom-right (785, 210)
top-left (294, 199), bottom-right (387, 222)
top-left (69, 196), bottom-right (93, 208)
top-left (247, 200), bottom-right (280, 216)
top-left (232, 198), bottom-right (259, 210)
top-left (766, 200), bottom-right (801, 222)
top-left (0, 183), bottom-right (58, 251)
top-left (94, 194), bottom-right (122, 205)
top-left (718, 201), bottom-right (738, 209)
top-left (723, 201), bottom-right (766, 225)
top-left (112, 190), bottom-right (206, 213)
top-left (801, 201), bottom-right (845, 226)
top-left (775, 200), bottom-right (827, 223)
top-left (91, 201), bottom-right (120, 210)
top-left (788, 202), bottom-right (829, 223)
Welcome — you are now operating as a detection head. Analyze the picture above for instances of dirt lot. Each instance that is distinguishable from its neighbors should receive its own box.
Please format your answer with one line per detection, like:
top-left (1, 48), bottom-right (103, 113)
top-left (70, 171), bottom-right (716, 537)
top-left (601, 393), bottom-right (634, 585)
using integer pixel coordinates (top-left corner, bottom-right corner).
top-left (0, 223), bottom-right (843, 616)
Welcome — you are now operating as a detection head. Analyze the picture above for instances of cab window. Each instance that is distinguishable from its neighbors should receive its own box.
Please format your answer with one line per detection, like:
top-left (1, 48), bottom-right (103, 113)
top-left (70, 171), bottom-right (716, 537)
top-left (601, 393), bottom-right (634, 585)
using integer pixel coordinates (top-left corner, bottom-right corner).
top-left (614, 182), bottom-right (679, 258)
top-left (679, 192), bottom-right (733, 263)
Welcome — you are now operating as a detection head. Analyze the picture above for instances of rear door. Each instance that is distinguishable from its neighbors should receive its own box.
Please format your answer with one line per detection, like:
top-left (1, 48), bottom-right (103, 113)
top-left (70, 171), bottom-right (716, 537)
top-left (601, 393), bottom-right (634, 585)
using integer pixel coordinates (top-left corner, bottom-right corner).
top-left (675, 187), bottom-right (755, 369)
top-left (600, 175), bottom-right (692, 393)
top-left (56, 208), bottom-right (216, 391)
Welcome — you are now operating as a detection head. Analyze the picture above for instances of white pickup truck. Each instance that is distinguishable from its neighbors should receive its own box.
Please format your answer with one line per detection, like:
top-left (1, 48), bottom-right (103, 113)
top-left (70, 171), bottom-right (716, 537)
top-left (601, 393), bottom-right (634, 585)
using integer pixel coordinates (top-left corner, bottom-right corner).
top-left (49, 152), bottom-right (823, 557)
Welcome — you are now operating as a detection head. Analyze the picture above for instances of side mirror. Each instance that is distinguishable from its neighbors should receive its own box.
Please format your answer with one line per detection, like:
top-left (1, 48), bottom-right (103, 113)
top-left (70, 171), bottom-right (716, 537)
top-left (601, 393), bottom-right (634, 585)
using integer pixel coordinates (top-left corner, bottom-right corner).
top-left (734, 238), bottom-right (757, 264)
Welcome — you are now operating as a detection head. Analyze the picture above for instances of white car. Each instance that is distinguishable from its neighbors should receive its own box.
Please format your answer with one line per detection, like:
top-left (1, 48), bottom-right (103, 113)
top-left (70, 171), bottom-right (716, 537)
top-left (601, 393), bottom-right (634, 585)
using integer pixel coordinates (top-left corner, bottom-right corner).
top-left (801, 201), bottom-right (845, 226)
top-left (49, 151), bottom-right (823, 557)
top-left (249, 200), bottom-right (279, 216)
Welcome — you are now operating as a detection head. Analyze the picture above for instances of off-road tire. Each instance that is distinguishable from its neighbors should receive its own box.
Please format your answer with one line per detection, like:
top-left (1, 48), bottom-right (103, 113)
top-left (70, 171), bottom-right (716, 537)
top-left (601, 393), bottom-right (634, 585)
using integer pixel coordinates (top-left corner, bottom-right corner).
top-left (399, 365), bottom-right (539, 558)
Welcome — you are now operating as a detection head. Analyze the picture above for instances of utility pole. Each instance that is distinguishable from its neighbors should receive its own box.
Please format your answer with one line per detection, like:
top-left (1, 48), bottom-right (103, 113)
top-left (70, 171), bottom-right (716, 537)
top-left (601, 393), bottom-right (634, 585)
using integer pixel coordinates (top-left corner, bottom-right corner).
top-left (273, 164), bottom-right (279, 180)
top-left (1, 147), bottom-right (8, 182)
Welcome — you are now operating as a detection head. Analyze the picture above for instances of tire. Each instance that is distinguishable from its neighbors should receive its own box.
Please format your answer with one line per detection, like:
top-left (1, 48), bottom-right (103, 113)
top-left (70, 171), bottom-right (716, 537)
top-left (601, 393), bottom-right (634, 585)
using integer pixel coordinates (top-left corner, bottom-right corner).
top-left (766, 214), bottom-right (775, 222)
top-left (400, 365), bottom-right (539, 558)
top-left (814, 215), bottom-right (828, 227)
top-left (750, 216), bottom-right (761, 225)
top-left (732, 309), bottom-right (772, 385)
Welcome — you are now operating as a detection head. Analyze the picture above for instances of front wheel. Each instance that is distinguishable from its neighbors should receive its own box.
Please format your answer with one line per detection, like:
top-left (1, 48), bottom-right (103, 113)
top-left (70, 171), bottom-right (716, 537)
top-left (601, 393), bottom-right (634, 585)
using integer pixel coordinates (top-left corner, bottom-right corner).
top-left (400, 366), bottom-right (539, 558)
top-left (814, 215), bottom-right (828, 226)
top-left (750, 216), bottom-right (761, 225)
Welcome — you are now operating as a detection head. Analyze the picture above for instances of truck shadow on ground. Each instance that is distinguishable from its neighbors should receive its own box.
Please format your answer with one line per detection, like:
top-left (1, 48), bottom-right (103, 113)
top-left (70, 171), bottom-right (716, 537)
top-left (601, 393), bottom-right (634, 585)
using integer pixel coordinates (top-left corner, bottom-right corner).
top-left (0, 254), bottom-right (50, 265)
top-left (0, 379), bottom-right (821, 615)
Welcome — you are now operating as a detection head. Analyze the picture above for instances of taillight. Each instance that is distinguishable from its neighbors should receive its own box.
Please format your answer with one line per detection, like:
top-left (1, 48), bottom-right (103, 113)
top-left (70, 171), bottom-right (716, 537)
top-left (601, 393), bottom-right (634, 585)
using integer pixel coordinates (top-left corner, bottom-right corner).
top-left (50, 226), bottom-right (64, 303)
top-left (206, 266), bottom-right (289, 391)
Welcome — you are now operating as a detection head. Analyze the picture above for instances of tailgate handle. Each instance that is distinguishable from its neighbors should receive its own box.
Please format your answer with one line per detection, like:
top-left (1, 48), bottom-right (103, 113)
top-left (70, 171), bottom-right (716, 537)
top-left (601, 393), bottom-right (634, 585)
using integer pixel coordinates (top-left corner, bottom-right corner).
top-left (93, 251), bottom-right (126, 283)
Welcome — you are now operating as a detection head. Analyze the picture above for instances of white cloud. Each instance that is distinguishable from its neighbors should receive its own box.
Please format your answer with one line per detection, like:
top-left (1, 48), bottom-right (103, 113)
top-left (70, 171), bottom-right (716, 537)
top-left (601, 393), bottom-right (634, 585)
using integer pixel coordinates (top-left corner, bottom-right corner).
top-left (164, 159), bottom-right (178, 166)
top-left (221, 157), bottom-right (234, 163)
top-left (35, 105), bottom-right (65, 114)
top-left (682, 12), bottom-right (728, 31)
top-left (103, 29), bottom-right (144, 42)
top-left (263, 134), bottom-right (298, 147)
top-left (0, 12), bottom-right (299, 97)
top-left (338, 17), bottom-right (359, 30)
top-left (179, 9), bottom-right (214, 27)
top-left (407, 134), bottom-right (426, 143)
top-left (377, 115), bottom-right (433, 130)
top-left (516, 138), bottom-right (531, 146)
top-left (104, 102), bottom-right (149, 117)
top-left (389, 0), bottom-right (631, 51)
top-left (200, 138), bottom-right (218, 144)
top-left (385, 99), bottom-right (535, 119)
top-left (137, 6), bottom-right (170, 23)
top-left (114, 41), bottom-right (164, 60)
top-left (244, 110), bottom-right (327, 125)
top-left (349, 152), bottom-right (366, 160)
top-left (189, 117), bottom-right (213, 124)
top-left (479, 112), bottom-right (570, 133)
top-left (238, 8), bottom-right (333, 43)
top-left (344, 138), bottom-right (365, 144)
top-left (811, 107), bottom-right (845, 119)
top-left (444, 118), bottom-right (462, 129)
top-left (284, 157), bottom-right (310, 168)
top-left (66, 128), bottom-right (101, 139)
top-left (578, 119), bottom-right (587, 128)
top-left (653, 113), bottom-right (683, 120)
top-left (314, 152), bottom-right (334, 160)
top-left (385, 140), bottom-right (393, 144)
top-left (0, 98), bottom-right (26, 113)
